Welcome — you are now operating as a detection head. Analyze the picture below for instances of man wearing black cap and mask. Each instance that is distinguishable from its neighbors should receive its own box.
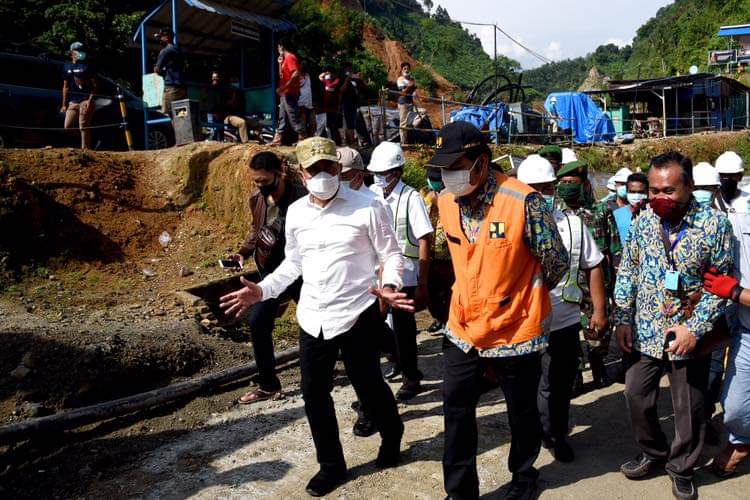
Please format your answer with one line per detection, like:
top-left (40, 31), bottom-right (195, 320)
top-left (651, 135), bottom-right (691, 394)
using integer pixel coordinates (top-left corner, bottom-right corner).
top-left (428, 121), bottom-right (568, 500)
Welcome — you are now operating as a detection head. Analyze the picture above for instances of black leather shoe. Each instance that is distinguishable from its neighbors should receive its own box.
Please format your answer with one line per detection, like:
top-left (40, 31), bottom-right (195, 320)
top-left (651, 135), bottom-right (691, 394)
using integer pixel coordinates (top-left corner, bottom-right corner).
top-left (505, 478), bottom-right (537, 500)
top-left (620, 453), bottom-right (664, 479)
top-left (671, 475), bottom-right (697, 500)
top-left (353, 415), bottom-right (377, 437)
top-left (396, 379), bottom-right (422, 401)
top-left (376, 424), bottom-right (404, 469)
top-left (305, 468), bottom-right (347, 497)
top-left (553, 440), bottom-right (575, 463)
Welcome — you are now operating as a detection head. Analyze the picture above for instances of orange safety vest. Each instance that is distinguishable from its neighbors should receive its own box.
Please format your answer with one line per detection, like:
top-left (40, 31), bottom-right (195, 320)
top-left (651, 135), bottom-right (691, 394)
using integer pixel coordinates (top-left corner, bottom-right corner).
top-left (438, 172), bottom-right (551, 349)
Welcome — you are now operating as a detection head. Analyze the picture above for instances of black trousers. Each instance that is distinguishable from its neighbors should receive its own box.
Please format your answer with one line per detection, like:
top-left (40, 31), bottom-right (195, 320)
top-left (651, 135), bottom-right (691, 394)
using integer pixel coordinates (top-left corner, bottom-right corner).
top-left (391, 286), bottom-right (423, 381)
top-left (538, 323), bottom-right (580, 443)
top-left (624, 351), bottom-right (711, 479)
top-left (247, 297), bottom-right (282, 392)
top-left (443, 338), bottom-right (542, 500)
top-left (706, 348), bottom-right (725, 420)
top-left (300, 301), bottom-right (403, 472)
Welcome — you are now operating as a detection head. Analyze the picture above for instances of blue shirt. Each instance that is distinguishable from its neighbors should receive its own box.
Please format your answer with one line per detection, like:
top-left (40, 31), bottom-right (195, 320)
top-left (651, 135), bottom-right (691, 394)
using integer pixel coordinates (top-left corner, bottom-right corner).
top-left (613, 205), bottom-right (633, 244)
top-left (614, 201), bottom-right (733, 359)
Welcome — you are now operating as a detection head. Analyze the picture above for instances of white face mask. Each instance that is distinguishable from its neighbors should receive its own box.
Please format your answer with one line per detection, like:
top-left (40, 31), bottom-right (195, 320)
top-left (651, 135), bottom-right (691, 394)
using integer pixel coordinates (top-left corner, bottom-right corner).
top-left (340, 180), bottom-right (351, 190)
top-left (442, 159), bottom-right (479, 197)
top-left (306, 172), bottom-right (340, 201)
top-left (373, 174), bottom-right (391, 189)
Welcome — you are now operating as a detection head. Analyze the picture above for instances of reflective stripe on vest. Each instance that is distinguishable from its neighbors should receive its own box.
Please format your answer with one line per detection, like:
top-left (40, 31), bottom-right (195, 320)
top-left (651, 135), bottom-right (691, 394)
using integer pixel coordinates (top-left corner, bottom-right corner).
top-left (395, 185), bottom-right (420, 259)
top-left (559, 213), bottom-right (584, 304)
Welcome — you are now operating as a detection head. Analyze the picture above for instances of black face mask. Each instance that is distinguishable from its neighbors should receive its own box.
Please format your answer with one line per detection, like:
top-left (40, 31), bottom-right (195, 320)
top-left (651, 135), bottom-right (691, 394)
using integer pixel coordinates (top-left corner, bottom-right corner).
top-left (720, 178), bottom-right (739, 200)
top-left (258, 176), bottom-right (279, 197)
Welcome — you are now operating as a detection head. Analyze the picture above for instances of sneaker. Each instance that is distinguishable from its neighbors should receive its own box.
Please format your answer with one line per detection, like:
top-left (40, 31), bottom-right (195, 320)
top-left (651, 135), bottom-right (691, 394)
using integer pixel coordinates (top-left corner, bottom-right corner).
top-left (620, 453), bottom-right (664, 479)
top-left (305, 468), bottom-right (347, 497)
top-left (382, 362), bottom-right (401, 380)
top-left (670, 475), bottom-right (697, 500)
top-left (505, 478), bottom-right (537, 500)
top-left (396, 379), bottom-right (422, 401)
top-left (552, 440), bottom-right (575, 463)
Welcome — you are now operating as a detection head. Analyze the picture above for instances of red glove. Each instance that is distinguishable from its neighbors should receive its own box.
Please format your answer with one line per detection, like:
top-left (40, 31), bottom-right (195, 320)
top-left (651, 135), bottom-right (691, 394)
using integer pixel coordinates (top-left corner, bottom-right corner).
top-left (703, 267), bottom-right (741, 300)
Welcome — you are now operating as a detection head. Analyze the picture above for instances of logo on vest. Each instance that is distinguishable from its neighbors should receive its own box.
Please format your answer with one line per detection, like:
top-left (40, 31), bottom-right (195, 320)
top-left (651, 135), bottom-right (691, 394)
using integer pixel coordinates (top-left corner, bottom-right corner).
top-left (489, 222), bottom-right (505, 239)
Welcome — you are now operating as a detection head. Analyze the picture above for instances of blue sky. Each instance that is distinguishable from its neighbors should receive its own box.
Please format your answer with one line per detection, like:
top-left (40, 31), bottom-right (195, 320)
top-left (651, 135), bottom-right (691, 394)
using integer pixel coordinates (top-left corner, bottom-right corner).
top-left (434, 0), bottom-right (674, 69)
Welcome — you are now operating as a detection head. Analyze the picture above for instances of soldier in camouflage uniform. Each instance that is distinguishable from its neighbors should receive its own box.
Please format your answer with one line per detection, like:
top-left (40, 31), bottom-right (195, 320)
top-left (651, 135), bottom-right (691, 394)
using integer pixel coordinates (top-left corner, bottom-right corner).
top-left (554, 161), bottom-right (622, 388)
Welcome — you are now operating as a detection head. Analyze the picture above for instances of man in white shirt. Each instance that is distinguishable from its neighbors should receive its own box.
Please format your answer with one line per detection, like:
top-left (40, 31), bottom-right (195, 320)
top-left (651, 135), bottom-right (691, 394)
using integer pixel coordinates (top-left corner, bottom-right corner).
top-left (715, 151), bottom-right (750, 213)
top-left (517, 155), bottom-right (607, 464)
top-left (220, 137), bottom-right (413, 497)
top-left (368, 141), bottom-right (434, 400)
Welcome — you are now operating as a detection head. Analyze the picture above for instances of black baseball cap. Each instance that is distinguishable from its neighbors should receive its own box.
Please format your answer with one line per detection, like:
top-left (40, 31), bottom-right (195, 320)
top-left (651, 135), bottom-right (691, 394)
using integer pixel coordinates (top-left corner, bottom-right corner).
top-left (426, 121), bottom-right (487, 168)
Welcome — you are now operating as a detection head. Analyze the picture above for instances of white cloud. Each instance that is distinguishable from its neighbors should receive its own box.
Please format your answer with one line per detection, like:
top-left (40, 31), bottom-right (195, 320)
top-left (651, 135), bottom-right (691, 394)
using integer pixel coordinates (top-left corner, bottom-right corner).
top-left (544, 41), bottom-right (563, 61)
top-left (605, 37), bottom-right (630, 48)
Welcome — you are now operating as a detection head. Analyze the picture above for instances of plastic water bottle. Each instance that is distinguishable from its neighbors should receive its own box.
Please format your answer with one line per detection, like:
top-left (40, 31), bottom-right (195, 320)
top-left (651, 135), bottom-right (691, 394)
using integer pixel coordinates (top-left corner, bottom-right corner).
top-left (159, 231), bottom-right (172, 247)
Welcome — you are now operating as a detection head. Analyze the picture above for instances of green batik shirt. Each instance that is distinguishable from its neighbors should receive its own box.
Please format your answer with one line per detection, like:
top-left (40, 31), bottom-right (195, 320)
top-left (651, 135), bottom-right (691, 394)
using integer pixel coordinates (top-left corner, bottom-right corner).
top-left (444, 172), bottom-right (569, 357)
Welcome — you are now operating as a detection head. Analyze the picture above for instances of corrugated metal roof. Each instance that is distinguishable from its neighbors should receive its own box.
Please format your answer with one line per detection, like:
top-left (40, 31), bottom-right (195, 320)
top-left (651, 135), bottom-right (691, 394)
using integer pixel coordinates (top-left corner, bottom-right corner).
top-left (184, 0), bottom-right (295, 31)
top-left (718, 25), bottom-right (750, 37)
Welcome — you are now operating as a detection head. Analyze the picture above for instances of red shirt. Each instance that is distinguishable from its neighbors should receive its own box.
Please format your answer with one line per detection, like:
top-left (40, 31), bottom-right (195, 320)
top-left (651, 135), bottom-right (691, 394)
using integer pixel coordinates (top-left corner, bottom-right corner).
top-left (280, 52), bottom-right (301, 96)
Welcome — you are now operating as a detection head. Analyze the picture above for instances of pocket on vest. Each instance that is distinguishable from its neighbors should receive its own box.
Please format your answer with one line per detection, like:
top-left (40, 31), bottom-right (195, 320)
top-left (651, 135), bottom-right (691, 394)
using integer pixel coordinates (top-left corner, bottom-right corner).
top-left (484, 295), bottom-right (528, 332)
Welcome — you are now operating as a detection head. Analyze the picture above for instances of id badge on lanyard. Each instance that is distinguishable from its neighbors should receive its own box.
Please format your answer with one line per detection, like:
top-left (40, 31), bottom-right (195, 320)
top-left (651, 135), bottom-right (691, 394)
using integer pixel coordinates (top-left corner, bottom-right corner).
top-left (661, 222), bottom-right (687, 292)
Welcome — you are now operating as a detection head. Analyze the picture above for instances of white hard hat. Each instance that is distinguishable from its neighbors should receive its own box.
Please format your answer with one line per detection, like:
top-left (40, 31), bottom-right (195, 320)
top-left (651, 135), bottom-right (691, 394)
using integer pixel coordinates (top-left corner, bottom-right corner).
top-left (693, 162), bottom-right (721, 186)
top-left (517, 154), bottom-right (556, 185)
top-left (337, 147), bottom-right (364, 173)
top-left (561, 148), bottom-right (577, 164)
top-left (613, 167), bottom-right (633, 183)
top-left (367, 141), bottom-right (405, 173)
top-left (606, 176), bottom-right (616, 191)
top-left (715, 151), bottom-right (744, 174)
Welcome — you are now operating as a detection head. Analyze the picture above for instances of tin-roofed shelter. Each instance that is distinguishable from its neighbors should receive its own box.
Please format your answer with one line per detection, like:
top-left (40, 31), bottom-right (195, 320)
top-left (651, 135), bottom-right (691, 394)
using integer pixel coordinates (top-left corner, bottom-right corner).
top-left (132, 0), bottom-right (296, 148)
top-left (585, 74), bottom-right (750, 139)
top-left (710, 24), bottom-right (750, 70)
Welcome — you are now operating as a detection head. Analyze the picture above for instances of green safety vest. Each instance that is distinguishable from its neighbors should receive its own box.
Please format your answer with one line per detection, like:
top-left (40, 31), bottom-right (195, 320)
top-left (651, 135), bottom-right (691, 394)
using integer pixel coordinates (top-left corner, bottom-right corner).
top-left (394, 185), bottom-right (420, 260)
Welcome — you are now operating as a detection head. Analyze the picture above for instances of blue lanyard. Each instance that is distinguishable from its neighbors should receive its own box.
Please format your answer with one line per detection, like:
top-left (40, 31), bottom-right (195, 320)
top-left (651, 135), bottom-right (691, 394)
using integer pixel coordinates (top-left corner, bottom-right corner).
top-left (660, 221), bottom-right (688, 268)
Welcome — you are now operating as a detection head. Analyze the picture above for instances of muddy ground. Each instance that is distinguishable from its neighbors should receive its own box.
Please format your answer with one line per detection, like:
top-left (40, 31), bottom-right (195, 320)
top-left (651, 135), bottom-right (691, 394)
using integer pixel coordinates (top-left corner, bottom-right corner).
top-left (3, 331), bottom-right (749, 499)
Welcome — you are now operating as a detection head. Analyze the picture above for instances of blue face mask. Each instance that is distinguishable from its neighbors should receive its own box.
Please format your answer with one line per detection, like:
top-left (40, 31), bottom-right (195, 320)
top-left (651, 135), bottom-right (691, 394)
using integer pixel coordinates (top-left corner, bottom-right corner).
top-left (693, 189), bottom-right (714, 206)
top-left (428, 180), bottom-right (443, 192)
top-left (542, 194), bottom-right (555, 211)
top-left (617, 185), bottom-right (627, 199)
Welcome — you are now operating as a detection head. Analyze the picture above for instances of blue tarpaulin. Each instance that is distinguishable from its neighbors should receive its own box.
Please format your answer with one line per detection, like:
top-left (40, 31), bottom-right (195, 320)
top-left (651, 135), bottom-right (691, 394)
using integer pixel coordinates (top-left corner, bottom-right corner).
top-left (544, 92), bottom-right (615, 144)
top-left (450, 103), bottom-right (508, 141)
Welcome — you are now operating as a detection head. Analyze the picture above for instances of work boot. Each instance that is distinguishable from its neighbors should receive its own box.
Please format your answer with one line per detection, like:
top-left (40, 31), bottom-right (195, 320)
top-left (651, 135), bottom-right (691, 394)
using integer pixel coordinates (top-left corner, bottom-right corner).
top-left (305, 467), bottom-right (347, 497)
top-left (269, 133), bottom-right (282, 146)
top-left (670, 475), bottom-right (697, 500)
top-left (620, 453), bottom-right (664, 479)
top-left (396, 379), bottom-right (422, 401)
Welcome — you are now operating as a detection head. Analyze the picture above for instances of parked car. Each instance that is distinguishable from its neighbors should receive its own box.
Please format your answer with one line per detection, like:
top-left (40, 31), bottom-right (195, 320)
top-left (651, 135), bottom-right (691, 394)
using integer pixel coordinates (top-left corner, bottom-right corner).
top-left (0, 52), bottom-right (174, 150)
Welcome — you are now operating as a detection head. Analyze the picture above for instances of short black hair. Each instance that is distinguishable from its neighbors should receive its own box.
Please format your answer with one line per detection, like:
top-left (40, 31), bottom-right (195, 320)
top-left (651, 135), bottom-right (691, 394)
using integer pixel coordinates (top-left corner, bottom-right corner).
top-left (249, 151), bottom-right (282, 172)
top-left (400, 61), bottom-right (411, 70)
top-left (627, 172), bottom-right (648, 187)
top-left (427, 167), bottom-right (442, 182)
top-left (277, 37), bottom-right (291, 50)
top-left (649, 151), bottom-right (693, 185)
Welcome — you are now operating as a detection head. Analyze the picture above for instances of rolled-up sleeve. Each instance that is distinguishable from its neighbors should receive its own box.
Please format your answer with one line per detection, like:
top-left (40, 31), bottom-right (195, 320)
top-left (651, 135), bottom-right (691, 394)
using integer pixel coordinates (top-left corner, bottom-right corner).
top-left (258, 221), bottom-right (302, 300)
top-left (686, 215), bottom-right (734, 338)
top-left (523, 192), bottom-right (568, 290)
top-left (369, 201), bottom-right (404, 290)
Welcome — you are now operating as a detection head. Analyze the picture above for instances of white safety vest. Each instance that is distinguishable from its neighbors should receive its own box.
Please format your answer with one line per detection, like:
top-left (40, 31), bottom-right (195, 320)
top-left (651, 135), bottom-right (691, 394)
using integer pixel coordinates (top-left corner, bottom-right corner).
top-left (394, 185), bottom-right (420, 259)
top-left (556, 211), bottom-right (584, 304)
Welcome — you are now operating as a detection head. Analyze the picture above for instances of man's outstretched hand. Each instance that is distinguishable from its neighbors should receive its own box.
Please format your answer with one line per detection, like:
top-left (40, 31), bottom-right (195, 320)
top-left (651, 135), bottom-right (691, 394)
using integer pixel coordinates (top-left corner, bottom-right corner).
top-left (369, 286), bottom-right (415, 313)
top-left (220, 277), bottom-right (262, 319)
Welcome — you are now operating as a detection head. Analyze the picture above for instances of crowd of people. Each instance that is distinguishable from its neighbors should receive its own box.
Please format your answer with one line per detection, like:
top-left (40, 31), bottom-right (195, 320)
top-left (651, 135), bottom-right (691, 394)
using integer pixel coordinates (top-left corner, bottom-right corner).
top-left (215, 118), bottom-right (750, 500)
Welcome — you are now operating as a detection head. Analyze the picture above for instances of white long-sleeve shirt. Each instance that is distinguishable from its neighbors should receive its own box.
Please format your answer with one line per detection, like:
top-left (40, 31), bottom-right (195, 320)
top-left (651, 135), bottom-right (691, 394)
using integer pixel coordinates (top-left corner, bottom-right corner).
top-left (258, 184), bottom-right (404, 339)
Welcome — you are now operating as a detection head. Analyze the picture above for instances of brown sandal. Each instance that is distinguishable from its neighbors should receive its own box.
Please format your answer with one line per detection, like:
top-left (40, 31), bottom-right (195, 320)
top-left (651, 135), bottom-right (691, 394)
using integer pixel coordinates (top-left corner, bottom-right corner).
top-left (237, 388), bottom-right (282, 405)
top-left (710, 444), bottom-right (750, 477)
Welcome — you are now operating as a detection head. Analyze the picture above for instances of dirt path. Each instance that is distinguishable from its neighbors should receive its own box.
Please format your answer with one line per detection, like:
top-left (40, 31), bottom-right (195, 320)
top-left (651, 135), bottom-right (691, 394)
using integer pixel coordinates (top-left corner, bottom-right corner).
top-left (28, 333), bottom-right (747, 500)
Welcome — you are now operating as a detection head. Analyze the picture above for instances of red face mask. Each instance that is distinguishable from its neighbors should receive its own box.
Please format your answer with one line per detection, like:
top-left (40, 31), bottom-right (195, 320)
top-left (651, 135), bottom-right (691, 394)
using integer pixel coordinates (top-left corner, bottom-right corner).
top-left (650, 197), bottom-right (687, 223)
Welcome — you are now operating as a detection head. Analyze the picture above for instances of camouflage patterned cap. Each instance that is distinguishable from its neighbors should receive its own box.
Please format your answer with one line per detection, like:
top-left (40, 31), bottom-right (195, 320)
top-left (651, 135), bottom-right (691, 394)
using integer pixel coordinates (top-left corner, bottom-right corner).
top-left (337, 146), bottom-right (365, 172)
top-left (296, 137), bottom-right (339, 169)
